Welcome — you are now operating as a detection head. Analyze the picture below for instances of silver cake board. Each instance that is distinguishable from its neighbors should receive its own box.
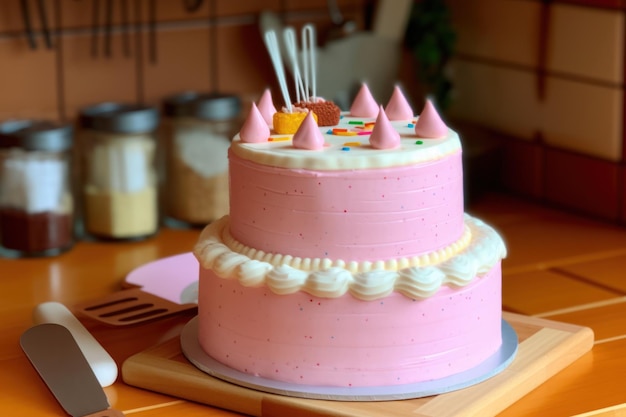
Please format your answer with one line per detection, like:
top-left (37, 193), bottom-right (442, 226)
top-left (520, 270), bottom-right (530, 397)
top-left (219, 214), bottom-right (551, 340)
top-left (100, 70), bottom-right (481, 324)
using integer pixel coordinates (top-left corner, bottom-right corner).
top-left (122, 312), bottom-right (595, 416)
top-left (179, 316), bottom-right (518, 401)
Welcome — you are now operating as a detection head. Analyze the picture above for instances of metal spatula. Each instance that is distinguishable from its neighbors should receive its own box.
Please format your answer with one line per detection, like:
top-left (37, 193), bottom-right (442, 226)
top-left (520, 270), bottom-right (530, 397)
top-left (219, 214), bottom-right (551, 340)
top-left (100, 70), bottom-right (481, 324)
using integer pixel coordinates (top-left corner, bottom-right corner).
top-left (21, 323), bottom-right (125, 417)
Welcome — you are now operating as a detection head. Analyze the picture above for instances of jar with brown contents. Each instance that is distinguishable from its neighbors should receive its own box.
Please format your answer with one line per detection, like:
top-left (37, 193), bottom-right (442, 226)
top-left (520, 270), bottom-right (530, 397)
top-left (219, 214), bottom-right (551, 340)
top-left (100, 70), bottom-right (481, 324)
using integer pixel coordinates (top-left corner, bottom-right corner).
top-left (162, 92), bottom-right (240, 227)
top-left (0, 120), bottom-right (74, 257)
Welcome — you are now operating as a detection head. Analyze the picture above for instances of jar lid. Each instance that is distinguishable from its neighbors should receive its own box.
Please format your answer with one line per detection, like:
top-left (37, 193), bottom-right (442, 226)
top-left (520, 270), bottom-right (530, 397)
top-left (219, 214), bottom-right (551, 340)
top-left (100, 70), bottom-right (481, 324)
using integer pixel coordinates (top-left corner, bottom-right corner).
top-left (0, 120), bottom-right (73, 151)
top-left (162, 91), bottom-right (201, 117)
top-left (191, 93), bottom-right (241, 121)
top-left (163, 92), bottom-right (241, 121)
top-left (79, 103), bottom-right (160, 133)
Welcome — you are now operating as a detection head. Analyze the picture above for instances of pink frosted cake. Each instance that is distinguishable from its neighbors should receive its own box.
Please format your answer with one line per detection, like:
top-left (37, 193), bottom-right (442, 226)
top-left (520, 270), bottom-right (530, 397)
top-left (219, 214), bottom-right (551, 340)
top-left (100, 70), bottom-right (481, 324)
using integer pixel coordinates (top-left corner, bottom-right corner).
top-left (193, 86), bottom-right (507, 388)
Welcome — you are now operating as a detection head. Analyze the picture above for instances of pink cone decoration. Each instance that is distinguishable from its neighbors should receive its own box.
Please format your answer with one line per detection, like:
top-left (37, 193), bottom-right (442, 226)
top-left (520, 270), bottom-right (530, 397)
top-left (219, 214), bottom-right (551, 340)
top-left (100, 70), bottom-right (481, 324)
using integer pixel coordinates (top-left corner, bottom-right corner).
top-left (414, 99), bottom-right (448, 138)
top-left (240, 102), bottom-right (270, 143)
top-left (349, 83), bottom-right (379, 117)
top-left (257, 88), bottom-right (276, 127)
top-left (292, 111), bottom-right (325, 150)
top-left (384, 86), bottom-right (414, 120)
top-left (369, 105), bottom-right (400, 149)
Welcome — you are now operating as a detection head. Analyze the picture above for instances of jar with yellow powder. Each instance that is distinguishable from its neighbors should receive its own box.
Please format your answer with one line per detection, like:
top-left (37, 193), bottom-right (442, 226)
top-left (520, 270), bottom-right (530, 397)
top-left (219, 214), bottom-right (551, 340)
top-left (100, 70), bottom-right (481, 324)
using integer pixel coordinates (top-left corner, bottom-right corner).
top-left (79, 103), bottom-right (159, 240)
top-left (162, 92), bottom-right (240, 227)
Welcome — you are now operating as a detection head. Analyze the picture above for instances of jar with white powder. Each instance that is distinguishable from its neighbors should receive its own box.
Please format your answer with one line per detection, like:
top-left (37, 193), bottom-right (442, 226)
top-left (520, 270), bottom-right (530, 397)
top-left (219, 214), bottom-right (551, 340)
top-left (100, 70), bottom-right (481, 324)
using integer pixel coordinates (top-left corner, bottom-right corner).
top-left (79, 103), bottom-right (159, 240)
top-left (0, 120), bottom-right (74, 257)
top-left (162, 92), bottom-right (241, 227)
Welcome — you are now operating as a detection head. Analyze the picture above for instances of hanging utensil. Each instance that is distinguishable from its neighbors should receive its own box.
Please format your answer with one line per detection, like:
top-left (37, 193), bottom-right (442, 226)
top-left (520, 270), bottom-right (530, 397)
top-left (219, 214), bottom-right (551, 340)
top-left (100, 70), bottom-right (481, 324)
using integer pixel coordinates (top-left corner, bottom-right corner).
top-left (91, 0), bottom-right (100, 57)
top-left (148, 0), bottom-right (157, 64)
top-left (19, 0), bottom-right (36, 49)
top-left (120, 0), bottom-right (131, 57)
top-left (183, 0), bottom-right (203, 13)
top-left (90, 0), bottom-right (132, 59)
top-left (36, 0), bottom-right (52, 48)
top-left (104, 0), bottom-right (113, 57)
top-left (323, 0), bottom-right (356, 44)
top-left (20, 0), bottom-right (53, 50)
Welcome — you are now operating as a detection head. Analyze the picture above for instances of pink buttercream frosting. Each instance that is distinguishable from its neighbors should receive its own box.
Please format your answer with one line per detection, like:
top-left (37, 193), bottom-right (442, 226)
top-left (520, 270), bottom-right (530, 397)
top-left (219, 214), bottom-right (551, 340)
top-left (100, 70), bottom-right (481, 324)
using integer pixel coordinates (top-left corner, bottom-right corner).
top-left (292, 111), bottom-right (325, 150)
top-left (349, 84), bottom-right (379, 117)
top-left (415, 99), bottom-right (448, 138)
top-left (228, 149), bottom-right (464, 261)
top-left (369, 105), bottom-right (400, 149)
top-left (384, 86), bottom-right (414, 120)
top-left (240, 102), bottom-right (270, 143)
top-left (198, 261), bottom-right (502, 387)
top-left (257, 88), bottom-right (276, 127)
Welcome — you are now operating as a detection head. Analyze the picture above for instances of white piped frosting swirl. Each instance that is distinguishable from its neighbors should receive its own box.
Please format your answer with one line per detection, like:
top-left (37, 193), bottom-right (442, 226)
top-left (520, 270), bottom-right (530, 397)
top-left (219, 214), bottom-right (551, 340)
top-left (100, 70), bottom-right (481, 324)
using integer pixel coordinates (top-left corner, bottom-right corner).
top-left (350, 270), bottom-right (397, 300)
top-left (194, 215), bottom-right (506, 300)
top-left (266, 265), bottom-right (308, 294)
top-left (396, 267), bottom-right (447, 299)
top-left (307, 268), bottom-right (353, 298)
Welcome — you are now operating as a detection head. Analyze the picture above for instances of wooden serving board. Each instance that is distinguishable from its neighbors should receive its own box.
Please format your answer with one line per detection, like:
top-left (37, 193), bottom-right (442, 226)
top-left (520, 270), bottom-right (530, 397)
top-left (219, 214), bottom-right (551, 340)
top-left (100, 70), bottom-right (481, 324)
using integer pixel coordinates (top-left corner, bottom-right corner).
top-left (121, 312), bottom-right (594, 417)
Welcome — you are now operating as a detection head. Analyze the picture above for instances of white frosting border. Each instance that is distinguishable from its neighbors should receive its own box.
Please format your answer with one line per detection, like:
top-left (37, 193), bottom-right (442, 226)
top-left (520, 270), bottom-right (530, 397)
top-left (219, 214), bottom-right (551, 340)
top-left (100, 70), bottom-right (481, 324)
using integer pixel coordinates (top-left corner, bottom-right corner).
top-left (194, 214), bottom-right (507, 301)
top-left (231, 116), bottom-right (462, 170)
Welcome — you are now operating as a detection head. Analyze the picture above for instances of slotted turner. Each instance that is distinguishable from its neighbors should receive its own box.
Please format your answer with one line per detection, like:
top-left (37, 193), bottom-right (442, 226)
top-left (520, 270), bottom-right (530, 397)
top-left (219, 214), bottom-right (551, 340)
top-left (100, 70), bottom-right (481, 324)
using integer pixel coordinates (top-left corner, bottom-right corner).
top-left (76, 252), bottom-right (198, 326)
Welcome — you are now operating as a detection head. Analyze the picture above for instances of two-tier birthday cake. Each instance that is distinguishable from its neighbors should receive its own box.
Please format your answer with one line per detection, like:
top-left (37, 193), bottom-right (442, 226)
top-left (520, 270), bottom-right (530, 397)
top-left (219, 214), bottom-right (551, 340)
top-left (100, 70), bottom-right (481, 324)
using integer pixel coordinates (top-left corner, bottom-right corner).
top-left (192, 83), bottom-right (507, 390)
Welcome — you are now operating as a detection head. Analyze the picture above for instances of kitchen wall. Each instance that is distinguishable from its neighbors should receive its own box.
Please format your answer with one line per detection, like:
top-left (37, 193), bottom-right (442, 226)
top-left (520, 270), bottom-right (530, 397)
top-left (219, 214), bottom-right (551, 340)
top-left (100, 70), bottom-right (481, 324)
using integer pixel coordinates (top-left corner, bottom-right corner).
top-left (0, 0), bottom-right (371, 122)
top-left (446, 0), bottom-right (626, 223)
top-left (9, 0), bottom-right (622, 225)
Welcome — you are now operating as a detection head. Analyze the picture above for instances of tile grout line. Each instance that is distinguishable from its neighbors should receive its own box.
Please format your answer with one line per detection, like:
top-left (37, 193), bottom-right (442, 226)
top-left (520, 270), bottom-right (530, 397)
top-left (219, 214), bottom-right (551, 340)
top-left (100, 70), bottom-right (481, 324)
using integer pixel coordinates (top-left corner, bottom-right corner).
top-left (532, 295), bottom-right (626, 318)
top-left (571, 402), bottom-right (626, 417)
top-left (504, 247), bottom-right (626, 276)
top-left (549, 266), bottom-right (626, 296)
top-left (594, 334), bottom-right (626, 345)
top-left (123, 399), bottom-right (186, 414)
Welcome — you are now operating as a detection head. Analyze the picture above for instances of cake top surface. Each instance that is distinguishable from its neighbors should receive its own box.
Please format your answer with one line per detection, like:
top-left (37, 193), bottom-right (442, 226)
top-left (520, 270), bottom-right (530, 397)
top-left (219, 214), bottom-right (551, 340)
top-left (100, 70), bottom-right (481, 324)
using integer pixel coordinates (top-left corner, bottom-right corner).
top-left (232, 113), bottom-right (461, 170)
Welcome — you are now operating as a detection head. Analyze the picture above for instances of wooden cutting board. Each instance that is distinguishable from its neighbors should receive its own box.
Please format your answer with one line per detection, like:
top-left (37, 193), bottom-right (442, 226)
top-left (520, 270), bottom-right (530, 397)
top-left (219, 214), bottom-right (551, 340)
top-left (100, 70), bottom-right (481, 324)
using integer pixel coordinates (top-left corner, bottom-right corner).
top-left (122, 312), bottom-right (594, 417)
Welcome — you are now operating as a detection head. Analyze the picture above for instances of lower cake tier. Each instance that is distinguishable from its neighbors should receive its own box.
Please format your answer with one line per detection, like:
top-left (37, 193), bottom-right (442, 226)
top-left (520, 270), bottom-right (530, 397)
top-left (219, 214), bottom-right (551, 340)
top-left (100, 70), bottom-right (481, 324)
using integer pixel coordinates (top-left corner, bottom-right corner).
top-left (197, 262), bottom-right (502, 388)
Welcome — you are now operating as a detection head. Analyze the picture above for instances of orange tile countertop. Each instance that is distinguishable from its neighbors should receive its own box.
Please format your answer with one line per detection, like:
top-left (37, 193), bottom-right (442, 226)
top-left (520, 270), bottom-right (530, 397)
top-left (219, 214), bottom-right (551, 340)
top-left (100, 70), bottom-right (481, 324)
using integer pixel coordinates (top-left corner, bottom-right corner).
top-left (2, 192), bottom-right (626, 417)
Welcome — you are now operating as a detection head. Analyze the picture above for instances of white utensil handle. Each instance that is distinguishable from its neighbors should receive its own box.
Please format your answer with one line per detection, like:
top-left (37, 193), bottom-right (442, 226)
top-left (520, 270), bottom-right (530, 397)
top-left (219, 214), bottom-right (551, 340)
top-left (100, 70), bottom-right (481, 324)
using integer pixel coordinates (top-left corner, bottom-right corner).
top-left (33, 302), bottom-right (118, 387)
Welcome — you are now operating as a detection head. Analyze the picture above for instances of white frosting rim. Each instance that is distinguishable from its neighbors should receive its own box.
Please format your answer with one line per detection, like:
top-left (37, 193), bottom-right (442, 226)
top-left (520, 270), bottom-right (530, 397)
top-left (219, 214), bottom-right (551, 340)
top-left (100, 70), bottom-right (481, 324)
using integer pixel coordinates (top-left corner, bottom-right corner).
top-left (231, 116), bottom-right (462, 170)
top-left (194, 215), bottom-right (506, 301)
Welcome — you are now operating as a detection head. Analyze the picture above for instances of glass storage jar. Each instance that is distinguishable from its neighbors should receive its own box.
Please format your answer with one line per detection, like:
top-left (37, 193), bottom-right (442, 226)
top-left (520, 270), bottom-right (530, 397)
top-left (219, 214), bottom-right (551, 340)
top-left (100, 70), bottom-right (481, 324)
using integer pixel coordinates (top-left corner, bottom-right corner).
top-left (79, 103), bottom-right (160, 240)
top-left (162, 92), bottom-right (241, 227)
top-left (0, 120), bottom-right (74, 257)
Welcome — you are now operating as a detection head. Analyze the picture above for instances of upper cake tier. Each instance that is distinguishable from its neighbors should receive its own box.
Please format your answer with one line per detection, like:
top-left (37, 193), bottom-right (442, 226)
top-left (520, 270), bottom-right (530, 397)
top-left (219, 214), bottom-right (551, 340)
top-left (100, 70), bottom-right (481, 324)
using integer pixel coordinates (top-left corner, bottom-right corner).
top-left (228, 113), bottom-right (465, 263)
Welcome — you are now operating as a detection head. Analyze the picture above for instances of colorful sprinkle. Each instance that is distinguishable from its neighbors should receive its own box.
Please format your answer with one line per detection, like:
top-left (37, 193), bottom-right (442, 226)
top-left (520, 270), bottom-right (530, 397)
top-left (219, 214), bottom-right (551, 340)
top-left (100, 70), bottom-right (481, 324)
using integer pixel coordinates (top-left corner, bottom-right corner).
top-left (357, 131), bottom-right (371, 136)
top-left (341, 147), bottom-right (350, 151)
top-left (334, 131), bottom-right (357, 136)
top-left (415, 140), bottom-right (423, 145)
top-left (269, 136), bottom-right (291, 142)
top-left (408, 123), bottom-right (415, 128)
top-left (332, 128), bottom-right (347, 133)
top-left (326, 129), bottom-right (333, 134)
top-left (348, 120), bottom-right (364, 125)
top-left (343, 142), bottom-right (361, 147)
